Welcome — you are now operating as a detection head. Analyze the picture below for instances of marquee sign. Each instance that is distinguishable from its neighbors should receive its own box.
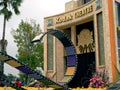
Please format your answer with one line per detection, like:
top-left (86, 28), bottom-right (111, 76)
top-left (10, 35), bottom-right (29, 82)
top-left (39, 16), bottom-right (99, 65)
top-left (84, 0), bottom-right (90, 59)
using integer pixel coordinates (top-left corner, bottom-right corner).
top-left (55, 5), bottom-right (93, 24)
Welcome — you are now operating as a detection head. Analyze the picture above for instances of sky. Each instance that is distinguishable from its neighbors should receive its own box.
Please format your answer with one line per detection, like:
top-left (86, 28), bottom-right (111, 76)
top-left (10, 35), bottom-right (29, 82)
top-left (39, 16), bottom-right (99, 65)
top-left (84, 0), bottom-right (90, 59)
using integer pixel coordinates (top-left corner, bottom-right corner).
top-left (0, 0), bottom-right (71, 77)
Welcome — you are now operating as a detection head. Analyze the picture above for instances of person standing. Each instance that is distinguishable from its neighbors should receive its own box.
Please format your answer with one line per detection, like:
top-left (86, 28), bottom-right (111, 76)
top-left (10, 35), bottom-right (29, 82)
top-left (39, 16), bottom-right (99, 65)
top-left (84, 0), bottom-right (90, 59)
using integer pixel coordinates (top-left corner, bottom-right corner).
top-left (13, 78), bottom-right (22, 87)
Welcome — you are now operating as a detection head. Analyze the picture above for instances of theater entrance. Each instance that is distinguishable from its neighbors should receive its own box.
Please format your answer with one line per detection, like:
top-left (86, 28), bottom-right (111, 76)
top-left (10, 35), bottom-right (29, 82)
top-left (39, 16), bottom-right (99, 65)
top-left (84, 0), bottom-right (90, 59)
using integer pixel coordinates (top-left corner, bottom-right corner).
top-left (70, 21), bottom-right (96, 87)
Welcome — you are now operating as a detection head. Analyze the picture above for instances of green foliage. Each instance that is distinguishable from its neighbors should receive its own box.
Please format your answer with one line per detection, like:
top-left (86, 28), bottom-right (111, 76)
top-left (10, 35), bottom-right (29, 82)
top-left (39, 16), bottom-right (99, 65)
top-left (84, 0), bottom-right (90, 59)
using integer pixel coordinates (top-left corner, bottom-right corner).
top-left (11, 19), bottom-right (44, 71)
top-left (0, 0), bottom-right (23, 20)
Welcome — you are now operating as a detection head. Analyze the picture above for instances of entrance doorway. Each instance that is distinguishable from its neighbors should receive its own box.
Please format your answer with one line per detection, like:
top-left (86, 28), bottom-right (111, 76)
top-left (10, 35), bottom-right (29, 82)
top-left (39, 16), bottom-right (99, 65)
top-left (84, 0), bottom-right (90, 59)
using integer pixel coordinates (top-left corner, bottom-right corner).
top-left (69, 21), bottom-right (96, 88)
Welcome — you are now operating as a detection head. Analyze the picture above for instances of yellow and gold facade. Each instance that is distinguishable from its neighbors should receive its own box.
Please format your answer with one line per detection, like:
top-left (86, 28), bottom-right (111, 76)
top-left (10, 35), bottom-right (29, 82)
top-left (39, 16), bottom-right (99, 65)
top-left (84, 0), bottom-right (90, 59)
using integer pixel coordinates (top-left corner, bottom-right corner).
top-left (44, 0), bottom-right (120, 85)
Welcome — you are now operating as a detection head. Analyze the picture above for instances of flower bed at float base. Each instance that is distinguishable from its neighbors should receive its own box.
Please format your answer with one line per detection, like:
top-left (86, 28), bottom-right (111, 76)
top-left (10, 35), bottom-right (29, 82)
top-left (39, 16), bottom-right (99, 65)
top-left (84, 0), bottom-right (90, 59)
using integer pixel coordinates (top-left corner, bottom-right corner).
top-left (0, 69), bottom-right (111, 90)
top-left (0, 87), bottom-right (109, 90)
top-left (71, 87), bottom-right (107, 90)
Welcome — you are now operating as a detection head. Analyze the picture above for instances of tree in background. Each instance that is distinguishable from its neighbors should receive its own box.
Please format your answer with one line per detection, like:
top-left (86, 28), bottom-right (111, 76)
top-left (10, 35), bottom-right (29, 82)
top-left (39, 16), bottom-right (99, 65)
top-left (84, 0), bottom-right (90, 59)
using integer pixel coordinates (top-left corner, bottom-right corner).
top-left (0, 0), bottom-right (23, 84)
top-left (11, 19), bottom-right (43, 84)
top-left (0, 0), bottom-right (23, 49)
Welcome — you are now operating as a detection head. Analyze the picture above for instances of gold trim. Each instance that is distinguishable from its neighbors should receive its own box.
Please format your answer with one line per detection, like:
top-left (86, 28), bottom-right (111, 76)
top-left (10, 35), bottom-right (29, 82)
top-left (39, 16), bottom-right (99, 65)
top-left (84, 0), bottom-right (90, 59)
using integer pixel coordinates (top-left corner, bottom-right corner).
top-left (6, 60), bottom-right (21, 68)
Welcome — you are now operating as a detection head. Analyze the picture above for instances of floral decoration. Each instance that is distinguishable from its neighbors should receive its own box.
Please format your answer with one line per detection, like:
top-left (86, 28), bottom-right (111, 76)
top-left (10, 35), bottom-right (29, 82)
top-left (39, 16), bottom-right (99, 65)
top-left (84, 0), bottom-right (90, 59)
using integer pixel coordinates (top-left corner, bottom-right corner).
top-left (89, 69), bottom-right (109, 88)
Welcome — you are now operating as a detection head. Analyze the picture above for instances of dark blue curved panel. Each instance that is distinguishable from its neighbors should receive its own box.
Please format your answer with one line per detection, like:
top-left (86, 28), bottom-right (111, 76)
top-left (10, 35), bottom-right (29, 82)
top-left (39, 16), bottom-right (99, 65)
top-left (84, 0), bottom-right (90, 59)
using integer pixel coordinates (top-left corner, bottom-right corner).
top-left (16, 66), bottom-right (34, 74)
top-left (67, 55), bottom-right (76, 66)
top-left (65, 46), bottom-right (76, 56)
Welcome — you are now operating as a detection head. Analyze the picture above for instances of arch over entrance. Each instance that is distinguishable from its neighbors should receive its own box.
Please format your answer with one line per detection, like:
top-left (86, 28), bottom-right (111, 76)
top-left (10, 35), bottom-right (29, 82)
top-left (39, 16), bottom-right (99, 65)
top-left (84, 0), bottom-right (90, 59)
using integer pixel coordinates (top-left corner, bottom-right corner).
top-left (32, 29), bottom-right (78, 87)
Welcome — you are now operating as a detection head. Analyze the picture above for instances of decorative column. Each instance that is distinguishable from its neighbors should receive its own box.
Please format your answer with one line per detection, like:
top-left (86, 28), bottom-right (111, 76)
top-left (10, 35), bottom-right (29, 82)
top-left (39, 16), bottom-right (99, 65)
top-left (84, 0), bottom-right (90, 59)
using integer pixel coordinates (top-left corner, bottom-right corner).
top-left (71, 26), bottom-right (76, 46)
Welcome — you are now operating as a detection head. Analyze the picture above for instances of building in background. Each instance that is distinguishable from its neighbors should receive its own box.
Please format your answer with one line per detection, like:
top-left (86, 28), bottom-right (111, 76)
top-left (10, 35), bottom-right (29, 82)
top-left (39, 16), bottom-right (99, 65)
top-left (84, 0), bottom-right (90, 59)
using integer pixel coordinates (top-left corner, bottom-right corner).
top-left (44, 0), bottom-right (120, 87)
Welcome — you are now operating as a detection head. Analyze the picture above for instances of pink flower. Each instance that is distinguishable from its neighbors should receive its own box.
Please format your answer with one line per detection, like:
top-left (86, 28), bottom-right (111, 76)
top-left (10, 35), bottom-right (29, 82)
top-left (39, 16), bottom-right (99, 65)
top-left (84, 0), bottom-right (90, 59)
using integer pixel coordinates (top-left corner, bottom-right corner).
top-left (96, 83), bottom-right (99, 88)
top-left (89, 69), bottom-right (109, 88)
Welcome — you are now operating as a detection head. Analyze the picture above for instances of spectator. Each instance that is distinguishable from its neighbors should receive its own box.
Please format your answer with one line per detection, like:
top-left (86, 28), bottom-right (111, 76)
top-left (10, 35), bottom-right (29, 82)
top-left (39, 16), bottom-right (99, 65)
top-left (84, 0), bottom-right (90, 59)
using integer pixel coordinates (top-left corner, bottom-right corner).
top-left (35, 81), bottom-right (43, 90)
top-left (35, 82), bottom-right (43, 88)
top-left (13, 78), bottom-right (22, 87)
top-left (21, 78), bottom-right (27, 86)
top-left (28, 78), bottom-right (37, 86)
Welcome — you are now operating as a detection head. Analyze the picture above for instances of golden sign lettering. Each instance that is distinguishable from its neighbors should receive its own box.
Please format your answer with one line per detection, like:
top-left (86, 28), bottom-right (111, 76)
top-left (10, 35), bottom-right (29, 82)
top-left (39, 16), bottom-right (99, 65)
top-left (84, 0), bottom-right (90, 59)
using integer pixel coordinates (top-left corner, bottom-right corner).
top-left (75, 5), bottom-right (93, 18)
top-left (56, 14), bottom-right (73, 24)
top-left (55, 5), bottom-right (93, 24)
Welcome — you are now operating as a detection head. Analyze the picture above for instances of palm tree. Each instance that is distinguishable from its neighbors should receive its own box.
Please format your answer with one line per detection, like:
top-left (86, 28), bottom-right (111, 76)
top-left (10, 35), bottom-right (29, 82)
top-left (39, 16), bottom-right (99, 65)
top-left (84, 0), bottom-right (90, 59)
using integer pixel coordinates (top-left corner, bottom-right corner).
top-left (0, 0), bottom-right (23, 82)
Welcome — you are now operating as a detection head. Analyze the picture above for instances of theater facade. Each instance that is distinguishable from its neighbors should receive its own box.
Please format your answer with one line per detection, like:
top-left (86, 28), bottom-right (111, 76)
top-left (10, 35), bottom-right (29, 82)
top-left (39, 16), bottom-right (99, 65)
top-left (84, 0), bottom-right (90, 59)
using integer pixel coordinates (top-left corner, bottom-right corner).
top-left (44, 0), bottom-right (120, 86)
